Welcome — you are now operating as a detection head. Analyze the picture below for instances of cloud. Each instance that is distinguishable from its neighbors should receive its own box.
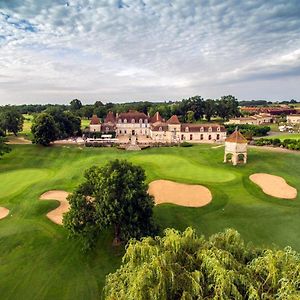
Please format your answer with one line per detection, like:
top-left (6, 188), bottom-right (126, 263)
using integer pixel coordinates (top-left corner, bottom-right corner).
top-left (0, 0), bottom-right (300, 104)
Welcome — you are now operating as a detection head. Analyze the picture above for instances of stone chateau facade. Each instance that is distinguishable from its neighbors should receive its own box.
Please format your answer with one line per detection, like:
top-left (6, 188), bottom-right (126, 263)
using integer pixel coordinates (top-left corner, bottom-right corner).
top-left (89, 110), bottom-right (226, 143)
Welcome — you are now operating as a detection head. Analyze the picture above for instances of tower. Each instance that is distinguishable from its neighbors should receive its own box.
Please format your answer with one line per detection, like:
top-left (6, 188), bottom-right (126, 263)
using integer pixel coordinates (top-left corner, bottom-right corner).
top-left (224, 129), bottom-right (247, 166)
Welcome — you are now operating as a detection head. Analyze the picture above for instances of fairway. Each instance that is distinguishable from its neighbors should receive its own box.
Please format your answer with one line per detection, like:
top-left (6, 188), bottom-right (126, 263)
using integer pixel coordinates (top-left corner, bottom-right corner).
top-left (0, 144), bottom-right (300, 299)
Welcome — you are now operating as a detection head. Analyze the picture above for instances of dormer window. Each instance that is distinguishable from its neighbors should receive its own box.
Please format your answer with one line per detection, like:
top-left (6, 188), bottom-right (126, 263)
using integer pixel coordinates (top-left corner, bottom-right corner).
top-left (124, 119), bottom-right (127, 124)
top-left (118, 119), bottom-right (122, 123)
top-left (139, 118), bottom-right (143, 123)
top-left (200, 127), bottom-right (204, 132)
top-left (106, 127), bottom-right (109, 132)
top-left (208, 127), bottom-right (212, 132)
top-left (217, 126), bottom-right (220, 132)
top-left (159, 127), bottom-right (162, 131)
top-left (185, 127), bottom-right (189, 132)
top-left (145, 119), bottom-right (148, 124)
top-left (131, 119), bottom-right (135, 124)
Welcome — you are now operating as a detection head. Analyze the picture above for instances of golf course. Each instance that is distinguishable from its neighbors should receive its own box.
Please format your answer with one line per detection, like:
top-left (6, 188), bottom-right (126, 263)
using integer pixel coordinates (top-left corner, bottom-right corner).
top-left (0, 144), bottom-right (299, 299)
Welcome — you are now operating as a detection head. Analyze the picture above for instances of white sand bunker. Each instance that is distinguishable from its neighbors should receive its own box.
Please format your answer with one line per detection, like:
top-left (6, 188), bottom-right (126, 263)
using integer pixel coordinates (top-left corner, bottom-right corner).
top-left (39, 190), bottom-right (70, 225)
top-left (0, 207), bottom-right (9, 220)
top-left (250, 173), bottom-right (297, 199)
top-left (148, 180), bottom-right (212, 207)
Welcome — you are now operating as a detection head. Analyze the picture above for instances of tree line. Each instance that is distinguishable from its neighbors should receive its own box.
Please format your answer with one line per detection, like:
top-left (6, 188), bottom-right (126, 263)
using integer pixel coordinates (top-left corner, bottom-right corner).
top-left (2, 95), bottom-right (241, 122)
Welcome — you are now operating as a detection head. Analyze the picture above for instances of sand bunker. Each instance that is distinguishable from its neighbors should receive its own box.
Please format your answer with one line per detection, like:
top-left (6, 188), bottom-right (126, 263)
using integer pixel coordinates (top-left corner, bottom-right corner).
top-left (249, 173), bottom-right (297, 199)
top-left (39, 190), bottom-right (70, 225)
top-left (0, 207), bottom-right (9, 220)
top-left (148, 180), bottom-right (212, 207)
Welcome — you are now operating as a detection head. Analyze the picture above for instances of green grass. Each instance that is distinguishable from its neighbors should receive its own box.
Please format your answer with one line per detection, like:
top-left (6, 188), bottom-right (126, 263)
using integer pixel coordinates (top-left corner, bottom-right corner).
top-left (81, 118), bottom-right (90, 129)
top-left (0, 144), bottom-right (300, 299)
top-left (268, 133), bottom-right (300, 140)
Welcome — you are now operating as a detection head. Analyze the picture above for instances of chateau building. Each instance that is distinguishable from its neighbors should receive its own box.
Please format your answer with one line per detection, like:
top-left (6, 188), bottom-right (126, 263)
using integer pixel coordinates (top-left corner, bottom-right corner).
top-left (89, 110), bottom-right (227, 143)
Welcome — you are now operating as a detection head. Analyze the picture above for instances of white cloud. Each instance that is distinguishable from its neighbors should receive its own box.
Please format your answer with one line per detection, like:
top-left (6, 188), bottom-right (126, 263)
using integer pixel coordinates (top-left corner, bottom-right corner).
top-left (0, 0), bottom-right (300, 104)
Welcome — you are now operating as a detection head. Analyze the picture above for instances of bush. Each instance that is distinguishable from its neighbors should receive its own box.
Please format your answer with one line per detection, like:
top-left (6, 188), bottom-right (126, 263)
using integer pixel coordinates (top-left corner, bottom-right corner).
top-left (180, 142), bottom-right (193, 147)
top-left (226, 124), bottom-right (270, 138)
top-left (254, 138), bottom-right (300, 151)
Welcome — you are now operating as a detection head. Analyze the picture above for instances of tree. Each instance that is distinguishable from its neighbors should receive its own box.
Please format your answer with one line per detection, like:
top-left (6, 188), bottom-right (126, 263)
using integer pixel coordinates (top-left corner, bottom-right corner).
top-left (31, 113), bottom-right (57, 146)
top-left (0, 108), bottom-right (24, 136)
top-left (63, 159), bottom-right (157, 250)
top-left (104, 227), bottom-right (300, 299)
top-left (70, 99), bottom-right (82, 111)
top-left (204, 99), bottom-right (216, 121)
top-left (216, 95), bottom-right (240, 120)
top-left (45, 107), bottom-right (81, 138)
top-left (186, 111), bottom-right (195, 123)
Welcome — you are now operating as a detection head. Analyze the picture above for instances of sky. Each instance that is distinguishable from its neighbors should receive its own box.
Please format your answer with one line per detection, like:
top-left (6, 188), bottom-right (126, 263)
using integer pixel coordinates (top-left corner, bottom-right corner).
top-left (0, 0), bottom-right (300, 105)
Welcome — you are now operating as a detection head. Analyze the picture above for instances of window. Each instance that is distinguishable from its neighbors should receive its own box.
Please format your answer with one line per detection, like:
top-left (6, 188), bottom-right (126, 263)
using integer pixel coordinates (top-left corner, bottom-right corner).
top-left (139, 118), bottom-right (143, 123)
top-left (217, 134), bottom-right (220, 140)
top-left (217, 126), bottom-right (220, 131)
top-left (185, 127), bottom-right (189, 132)
top-left (159, 127), bottom-right (162, 131)
top-left (145, 119), bottom-right (148, 124)
top-left (124, 130), bottom-right (127, 134)
top-left (190, 134), bottom-right (193, 140)
top-left (106, 127), bottom-right (109, 132)
top-left (131, 119), bottom-right (135, 123)
top-left (200, 127), bottom-right (204, 132)
top-left (181, 134), bottom-right (184, 140)
top-left (208, 127), bottom-right (212, 132)
top-left (118, 119), bottom-right (122, 123)
top-left (209, 135), bottom-right (212, 140)
top-left (200, 134), bottom-right (203, 140)
top-left (124, 119), bottom-right (127, 124)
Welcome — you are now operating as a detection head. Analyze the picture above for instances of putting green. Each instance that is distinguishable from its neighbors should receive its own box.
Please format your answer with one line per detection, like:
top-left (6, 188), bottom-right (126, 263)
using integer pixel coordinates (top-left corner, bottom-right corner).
top-left (0, 169), bottom-right (49, 199)
top-left (131, 154), bottom-right (236, 183)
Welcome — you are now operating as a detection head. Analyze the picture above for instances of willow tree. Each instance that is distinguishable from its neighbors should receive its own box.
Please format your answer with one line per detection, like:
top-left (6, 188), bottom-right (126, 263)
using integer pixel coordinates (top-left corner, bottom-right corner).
top-left (104, 228), bottom-right (300, 299)
top-left (63, 159), bottom-right (157, 250)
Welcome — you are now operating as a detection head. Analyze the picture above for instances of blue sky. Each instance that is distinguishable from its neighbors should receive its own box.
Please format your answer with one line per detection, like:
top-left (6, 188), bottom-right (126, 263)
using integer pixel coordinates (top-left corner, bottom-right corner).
top-left (0, 0), bottom-right (300, 104)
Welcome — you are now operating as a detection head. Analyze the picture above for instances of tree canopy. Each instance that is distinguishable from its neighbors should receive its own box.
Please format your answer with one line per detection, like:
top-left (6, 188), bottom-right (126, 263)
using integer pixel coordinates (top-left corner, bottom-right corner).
top-left (104, 227), bottom-right (300, 300)
top-left (31, 113), bottom-right (57, 146)
top-left (0, 108), bottom-right (24, 136)
top-left (63, 159), bottom-right (157, 250)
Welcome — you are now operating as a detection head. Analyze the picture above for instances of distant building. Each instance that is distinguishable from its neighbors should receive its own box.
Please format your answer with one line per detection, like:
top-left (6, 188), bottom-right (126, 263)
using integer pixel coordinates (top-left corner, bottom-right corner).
top-left (88, 110), bottom-right (227, 143)
top-left (287, 114), bottom-right (300, 125)
top-left (240, 106), bottom-right (296, 115)
top-left (224, 129), bottom-right (247, 166)
top-left (226, 113), bottom-right (273, 126)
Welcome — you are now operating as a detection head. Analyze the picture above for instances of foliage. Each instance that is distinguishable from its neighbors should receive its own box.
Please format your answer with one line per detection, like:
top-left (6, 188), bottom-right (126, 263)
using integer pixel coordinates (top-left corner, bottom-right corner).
top-left (0, 108), bottom-right (24, 135)
top-left (70, 99), bottom-right (83, 111)
top-left (226, 124), bottom-right (270, 138)
top-left (255, 138), bottom-right (300, 150)
top-left (204, 99), bottom-right (216, 121)
top-left (180, 141), bottom-right (193, 147)
top-left (45, 107), bottom-right (81, 139)
top-left (63, 159), bottom-right (157, 250)
top-left (31, 113), bottom-right (57, 146)
top-left (104, 227), bottom-right (300, 300)
top-left (0, 137), bottom-right (10, 157)
top-left (216, 95), bottom-right (240, 120)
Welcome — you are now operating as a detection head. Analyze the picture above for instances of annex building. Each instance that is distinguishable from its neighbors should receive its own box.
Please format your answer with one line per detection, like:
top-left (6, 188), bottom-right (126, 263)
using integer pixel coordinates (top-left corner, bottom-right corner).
top-left (88, 110), bottom-right (226, 143)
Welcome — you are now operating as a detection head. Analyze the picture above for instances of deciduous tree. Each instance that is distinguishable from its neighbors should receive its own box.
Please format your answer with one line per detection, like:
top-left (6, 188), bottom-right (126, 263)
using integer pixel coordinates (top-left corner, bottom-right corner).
top-left (31, 113), bottom-right (57, 146)
top-left (0, 108), bottom-right (24, 136)
top-left (64, 160), bottom-right (157, 250)
top-left (104, 227), bottom-right (300, 299)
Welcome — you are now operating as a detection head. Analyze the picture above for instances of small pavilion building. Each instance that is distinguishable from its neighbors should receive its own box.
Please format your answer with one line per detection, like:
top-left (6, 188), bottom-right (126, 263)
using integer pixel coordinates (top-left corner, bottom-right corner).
top-left (224, 129), bottom-right (248, 166)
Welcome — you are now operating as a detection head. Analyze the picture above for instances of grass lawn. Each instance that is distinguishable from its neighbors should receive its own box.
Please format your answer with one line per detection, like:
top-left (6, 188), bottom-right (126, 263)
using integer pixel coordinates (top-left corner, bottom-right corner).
top-left (81, 118), bottom-right (90, 130)
top-left (268, 133), bottom-right (300, 140)
top-left (0, 144), bottom-right (300, 299)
